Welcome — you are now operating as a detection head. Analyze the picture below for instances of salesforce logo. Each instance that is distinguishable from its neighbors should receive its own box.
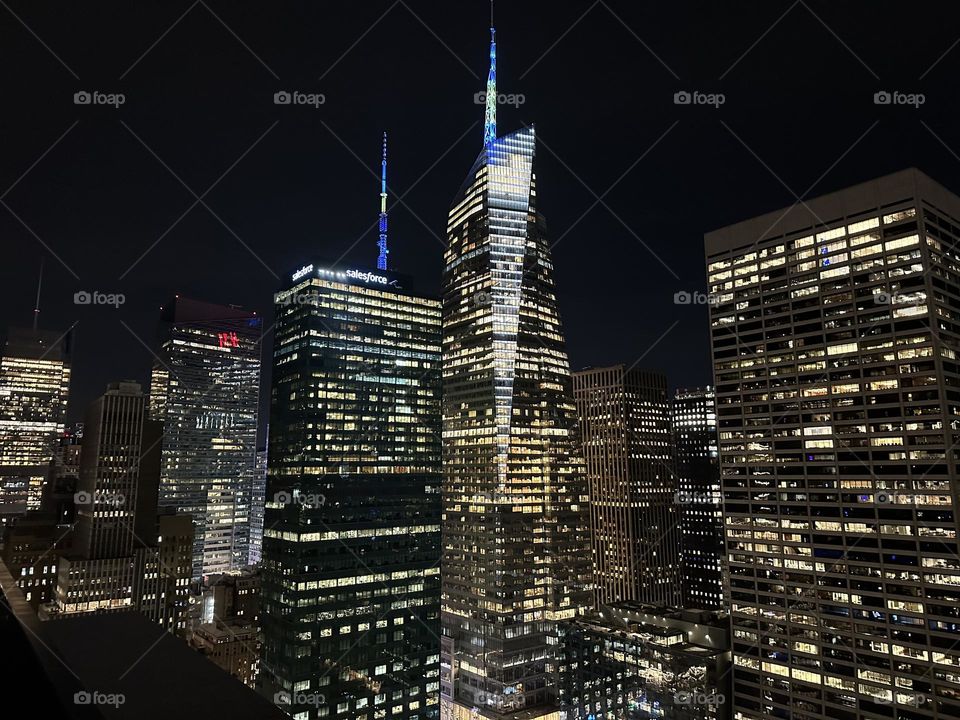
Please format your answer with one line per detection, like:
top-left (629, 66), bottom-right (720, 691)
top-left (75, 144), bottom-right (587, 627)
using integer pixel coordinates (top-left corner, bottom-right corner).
top-left (346, 269), bottom-right (388, 284)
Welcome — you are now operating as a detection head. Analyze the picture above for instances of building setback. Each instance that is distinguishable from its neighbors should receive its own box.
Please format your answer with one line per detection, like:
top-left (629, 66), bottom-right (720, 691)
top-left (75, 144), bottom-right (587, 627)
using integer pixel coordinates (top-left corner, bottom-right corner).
top-left (706, 168), bottom-right (960, 719)
top-left (440, 25), bottom-right (592, 720)
top-left (673, 386), bottom-right (724, 611)
top-left (260, 263), bottom-right (442, 720)
top-left (150, 297), bottom-right (262, 580)
top-left (0, 327), bottom-right (71, 521)
top-left (573, 365), bottom-right (680, 608)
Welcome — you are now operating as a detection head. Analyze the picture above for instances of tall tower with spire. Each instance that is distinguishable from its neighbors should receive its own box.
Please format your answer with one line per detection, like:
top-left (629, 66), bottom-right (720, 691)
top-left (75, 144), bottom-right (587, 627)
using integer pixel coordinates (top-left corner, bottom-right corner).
top-left (377, 132), bottom-right (389, 270)
top-left (439, 16), bottom-right (592, 720)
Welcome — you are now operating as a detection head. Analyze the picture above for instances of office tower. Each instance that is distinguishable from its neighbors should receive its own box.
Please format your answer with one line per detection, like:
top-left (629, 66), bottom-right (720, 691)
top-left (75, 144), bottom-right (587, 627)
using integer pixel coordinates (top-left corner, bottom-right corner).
top-left (48, 382), bottom-right (192, 633)
top-left (440, 23), bottom-right (592, 720)
top-left (573, 365), bottom-right (680, 607)
top-left (261, 262), bottom-right (442, 720)
top-left (249, 445), bottom-right (267, 565)
top-left (150, 297), bottom-right (262, 579)
top-left (673, 387), bottom-right (724, 611)
top-left (0, 327), bottom-right (71, 521)
top-left (705, 168), bottom-right (960, 719)
top-left (42, 423), bottom-right (83, 525)
top-left (192, 618), bottom-right (260, 687)
top-left (559, 607), bottom-right (731, 720)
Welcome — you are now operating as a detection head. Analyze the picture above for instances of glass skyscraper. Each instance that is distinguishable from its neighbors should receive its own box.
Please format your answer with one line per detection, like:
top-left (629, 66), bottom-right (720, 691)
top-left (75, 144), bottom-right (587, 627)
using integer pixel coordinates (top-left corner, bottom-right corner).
top-left (706, 168), bottom-right (960, 719)
top-left (440, 25), bottom-right (592, 720)
top-left (0, 327), bottom-right (71, 521)
top-left (150, 297), bottom-right (262, 580)
top-left (673, 386), bottom-right (724, 611)
top-left (260, 263), bottom-right (442, 720)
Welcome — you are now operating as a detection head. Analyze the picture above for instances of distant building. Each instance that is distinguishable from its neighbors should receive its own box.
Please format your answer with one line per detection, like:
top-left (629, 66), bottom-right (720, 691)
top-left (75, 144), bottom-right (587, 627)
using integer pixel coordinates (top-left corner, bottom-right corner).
top-left (673, 387), bottom-right (724, 611)
top-left (192, 618), bottom-right (260, 688)
top-left (573, 365), bottom-right (680, 607)
top-left (248, 446), bottom-right (267, 565)
top-left (41, 424), bottom-right (83, 526)
top-left (1, 510), bottom-right (69, 609)
top-left (0, 327), bottom-right (72, 522)
top-left (559, 605), bottom-right (731, 720)
top-left (200, 566), bottom-right (260, 625)
top-left (150, 297), bottom-right (262, 580)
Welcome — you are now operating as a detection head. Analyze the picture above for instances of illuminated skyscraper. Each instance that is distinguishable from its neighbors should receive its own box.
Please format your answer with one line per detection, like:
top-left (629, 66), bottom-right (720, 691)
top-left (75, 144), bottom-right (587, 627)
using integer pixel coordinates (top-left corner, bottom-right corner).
top-left (150, 297), bottom-right (262, 580)
top-left (0, 327), bottom-right (71, 521)
top-left (260, 262), bottom-right (442, 720)
top-left (706, 168), bottom-right (960, 719)
top-left (573, 365), bottom-right (680, 607)
top-left (440, 23), bottom-right (592, 720)
top-left (673, 386), bottom-right (724, 611)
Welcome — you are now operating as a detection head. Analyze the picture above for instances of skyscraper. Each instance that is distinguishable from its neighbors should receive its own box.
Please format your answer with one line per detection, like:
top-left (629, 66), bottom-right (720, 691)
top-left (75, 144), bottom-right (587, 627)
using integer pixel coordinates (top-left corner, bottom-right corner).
top-left (706, 168), bottom-right (960, 719)
top-left (150, 297), bottom-right (262, 579)
top-left (673, 386), bottom-right (724, 611)
top-left (573, 365), bottom-right (680, 607)
top-left (0, 327), bottom-right (71, 521)
top-left (440, 23), bottom-right (592, 720)
top-left (260, 262), bottom-right (442, 720)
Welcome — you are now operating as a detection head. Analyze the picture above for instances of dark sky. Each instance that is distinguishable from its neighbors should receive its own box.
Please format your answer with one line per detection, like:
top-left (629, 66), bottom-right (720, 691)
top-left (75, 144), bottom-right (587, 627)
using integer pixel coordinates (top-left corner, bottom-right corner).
top-left (3, 0), bottom-right (960, 423)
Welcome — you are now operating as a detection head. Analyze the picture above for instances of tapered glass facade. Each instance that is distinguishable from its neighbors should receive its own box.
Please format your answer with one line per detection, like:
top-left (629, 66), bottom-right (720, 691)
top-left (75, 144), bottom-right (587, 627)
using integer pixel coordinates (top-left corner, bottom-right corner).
top-left (706, 169), bottom-right (960, 719)
top-left (150, 297), bottom-right (262, 580)
top-left (440, 126), bottom-right (592, 720)
top-left (260, 264), bottom-right (442, 720)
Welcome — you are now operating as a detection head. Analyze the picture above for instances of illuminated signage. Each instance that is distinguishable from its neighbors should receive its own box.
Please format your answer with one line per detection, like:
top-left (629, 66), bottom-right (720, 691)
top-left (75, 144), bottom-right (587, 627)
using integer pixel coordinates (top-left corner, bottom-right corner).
top-left (291, 264), bottom-right (314, 281)
top-left (218, 332), bottom-right (239, 348)
top-left (346, 269), bottom-right (388, 284)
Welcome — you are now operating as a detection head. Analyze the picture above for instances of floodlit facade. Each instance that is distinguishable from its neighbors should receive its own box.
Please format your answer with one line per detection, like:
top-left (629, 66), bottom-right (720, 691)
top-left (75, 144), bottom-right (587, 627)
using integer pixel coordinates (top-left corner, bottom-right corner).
top-left (706, 168), bottom-right (960, 719)
top-left (573, 366), bottom-right (680, 608)
top-left (261, 263), bottom-right (442, 720)
top-left (673, 387), bottom-right (724, 611)
top-left (0, 327), bottom-right (71, 520)
top-left (440, 27), bottom-right (592, 720)
top-left (150, 297), bottom-right (262, 580)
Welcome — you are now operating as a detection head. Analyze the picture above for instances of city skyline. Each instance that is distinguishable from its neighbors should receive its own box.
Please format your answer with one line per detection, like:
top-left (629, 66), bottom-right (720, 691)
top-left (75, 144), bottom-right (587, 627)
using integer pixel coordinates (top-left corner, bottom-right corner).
top-left (8, 1), bottom-right (960, 422)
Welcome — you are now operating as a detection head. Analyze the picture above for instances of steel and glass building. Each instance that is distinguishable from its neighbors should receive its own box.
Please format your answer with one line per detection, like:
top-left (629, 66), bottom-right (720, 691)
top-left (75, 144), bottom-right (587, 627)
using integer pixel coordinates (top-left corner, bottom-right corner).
top-left (706, 168), bottom-right (960, 719)
top-left (440, 25), bottom-right (592, 720)
top-left (0, 327), bottom-right (71, 521)
top-left (573, 365), bottom-right (680, 608)
top-left (150, 297), bottom-right (262, 580)
top-left (673, 386), bottom-right (724, 611)
top-left (260, 263), bottom-right (442, 720)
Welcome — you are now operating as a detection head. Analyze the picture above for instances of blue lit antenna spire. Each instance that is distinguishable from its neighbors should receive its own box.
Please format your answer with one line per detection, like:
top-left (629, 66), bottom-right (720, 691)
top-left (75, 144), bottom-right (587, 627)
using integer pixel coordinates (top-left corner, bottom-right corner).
top-left (377, 132), bottom-right (389, 270)
top-left (483, 2), bottom-right (497, 147)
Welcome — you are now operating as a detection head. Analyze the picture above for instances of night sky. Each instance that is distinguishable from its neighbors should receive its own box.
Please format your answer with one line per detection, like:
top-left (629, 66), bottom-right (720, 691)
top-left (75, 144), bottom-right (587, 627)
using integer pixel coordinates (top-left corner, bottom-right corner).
top-left (3, 0), bottom-right (960, 423)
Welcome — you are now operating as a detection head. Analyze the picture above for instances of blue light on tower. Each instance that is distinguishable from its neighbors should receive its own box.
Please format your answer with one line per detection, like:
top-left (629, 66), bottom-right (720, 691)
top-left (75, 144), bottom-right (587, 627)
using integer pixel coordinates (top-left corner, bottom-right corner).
top-left (483, 26), bottom-right (496, 147)
top-left (377, 132), bottom-right (389, 270)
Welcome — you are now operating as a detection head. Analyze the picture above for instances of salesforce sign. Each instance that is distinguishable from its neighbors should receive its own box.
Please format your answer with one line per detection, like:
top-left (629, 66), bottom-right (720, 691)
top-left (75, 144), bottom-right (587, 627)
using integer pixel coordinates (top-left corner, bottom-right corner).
top-left (290, 265), bottom-right (391, 286)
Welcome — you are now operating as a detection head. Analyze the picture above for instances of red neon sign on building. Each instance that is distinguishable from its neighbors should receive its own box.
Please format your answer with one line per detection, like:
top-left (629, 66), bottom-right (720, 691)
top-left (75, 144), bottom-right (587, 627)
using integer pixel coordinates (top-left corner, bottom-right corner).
top-left (218, 331), bottom-right (239, 348)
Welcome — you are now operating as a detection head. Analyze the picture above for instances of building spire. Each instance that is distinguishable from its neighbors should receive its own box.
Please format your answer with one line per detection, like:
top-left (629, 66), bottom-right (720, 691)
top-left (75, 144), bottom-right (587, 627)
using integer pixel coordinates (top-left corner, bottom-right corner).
top-left (483, 4), bottom-right (497, 148)
top-left (377, 132), bottom-right (389, 270)
top-left (33, 256), bottom-right (44, 331)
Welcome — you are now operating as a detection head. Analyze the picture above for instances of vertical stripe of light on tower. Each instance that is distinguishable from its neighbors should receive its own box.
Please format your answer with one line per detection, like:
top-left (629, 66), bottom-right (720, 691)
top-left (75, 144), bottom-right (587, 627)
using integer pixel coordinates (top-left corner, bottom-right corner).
top-left (377, 132), bottom-right (389, 270)
top-left (483, 27), bottom-right (496, 146)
